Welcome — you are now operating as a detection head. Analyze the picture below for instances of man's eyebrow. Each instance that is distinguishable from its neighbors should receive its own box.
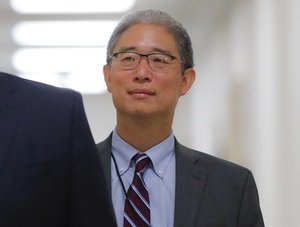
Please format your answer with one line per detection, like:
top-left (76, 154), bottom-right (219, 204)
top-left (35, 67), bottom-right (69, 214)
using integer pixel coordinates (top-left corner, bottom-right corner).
top-left (116, 46), bottom-right (136, 52)
top-left (151, 48), bottom-right (173, 56)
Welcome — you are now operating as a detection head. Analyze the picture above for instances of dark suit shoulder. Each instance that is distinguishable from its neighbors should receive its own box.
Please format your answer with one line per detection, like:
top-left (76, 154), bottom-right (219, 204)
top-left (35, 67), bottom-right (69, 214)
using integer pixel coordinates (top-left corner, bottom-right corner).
top-left (176, 142), bottom-right (251, 180)
top-left (2, 72), bottom-right (83, 114)
top-left (3, 72), bottom-right (77, 96)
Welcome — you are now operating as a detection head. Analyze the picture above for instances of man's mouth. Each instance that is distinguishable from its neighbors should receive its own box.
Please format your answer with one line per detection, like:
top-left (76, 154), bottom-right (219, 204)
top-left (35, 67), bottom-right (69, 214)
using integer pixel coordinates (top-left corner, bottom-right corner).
top-left (127, 89), bottom-right (156, 98)
top-left (128, 89), bottom-right (155, 96)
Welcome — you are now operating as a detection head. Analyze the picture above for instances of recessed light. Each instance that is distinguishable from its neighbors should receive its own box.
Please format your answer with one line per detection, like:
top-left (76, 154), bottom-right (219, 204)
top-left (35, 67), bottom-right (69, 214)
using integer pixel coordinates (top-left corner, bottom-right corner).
top-left (10, 0), bottom-right (135, 14)
top-left (13, 20), bottom-right (118, 46)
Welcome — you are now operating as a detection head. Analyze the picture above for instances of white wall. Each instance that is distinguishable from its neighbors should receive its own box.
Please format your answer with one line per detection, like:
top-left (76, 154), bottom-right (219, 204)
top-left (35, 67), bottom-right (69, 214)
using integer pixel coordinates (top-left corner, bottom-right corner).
top-left (183, 0), bottom-right (299, 226)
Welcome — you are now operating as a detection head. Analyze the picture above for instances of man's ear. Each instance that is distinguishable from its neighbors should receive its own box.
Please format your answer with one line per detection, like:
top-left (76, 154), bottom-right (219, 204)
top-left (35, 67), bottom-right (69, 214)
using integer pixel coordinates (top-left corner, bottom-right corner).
top-left (180, 68), bottom-right (196, 96)
top-left (103, 64), bottom-right (112, 93)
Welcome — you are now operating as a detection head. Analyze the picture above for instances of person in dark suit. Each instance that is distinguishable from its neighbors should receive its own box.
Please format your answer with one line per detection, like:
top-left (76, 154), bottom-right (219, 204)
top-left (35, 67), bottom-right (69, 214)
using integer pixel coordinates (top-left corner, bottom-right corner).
top-left (97, 9), bottom-right (264, 226)
top-left (0, 72), bottom-right (116, 227)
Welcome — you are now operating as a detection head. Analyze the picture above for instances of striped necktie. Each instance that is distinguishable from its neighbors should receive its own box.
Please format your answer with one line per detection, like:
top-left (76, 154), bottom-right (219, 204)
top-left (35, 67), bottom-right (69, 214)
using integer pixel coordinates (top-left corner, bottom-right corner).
top-left (124, 153), bottom-right (151, 227)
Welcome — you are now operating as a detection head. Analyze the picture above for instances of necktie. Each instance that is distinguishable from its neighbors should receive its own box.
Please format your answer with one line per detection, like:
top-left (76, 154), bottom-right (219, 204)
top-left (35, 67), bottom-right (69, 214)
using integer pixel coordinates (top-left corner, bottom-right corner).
top-left (124, 153), bottom-right (151, 227)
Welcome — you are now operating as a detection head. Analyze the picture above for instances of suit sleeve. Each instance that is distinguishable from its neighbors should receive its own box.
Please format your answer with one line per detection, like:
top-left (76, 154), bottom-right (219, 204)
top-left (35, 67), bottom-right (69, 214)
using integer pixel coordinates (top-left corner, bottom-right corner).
top-left (69, 92), bottom-right (116, 227)
top-left (238, 171), bottom-right (265, 227)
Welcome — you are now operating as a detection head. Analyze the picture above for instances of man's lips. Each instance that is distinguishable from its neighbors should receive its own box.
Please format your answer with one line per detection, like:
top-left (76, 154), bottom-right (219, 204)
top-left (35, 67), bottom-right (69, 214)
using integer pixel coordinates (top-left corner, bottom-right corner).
top-left (128, 89), bottom-right (156, 96)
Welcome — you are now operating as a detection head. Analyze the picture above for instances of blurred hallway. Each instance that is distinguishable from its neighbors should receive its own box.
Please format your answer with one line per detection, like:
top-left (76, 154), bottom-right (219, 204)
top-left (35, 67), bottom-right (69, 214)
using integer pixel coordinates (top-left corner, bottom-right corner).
top-left (1, 0), bottom-right (299, 226)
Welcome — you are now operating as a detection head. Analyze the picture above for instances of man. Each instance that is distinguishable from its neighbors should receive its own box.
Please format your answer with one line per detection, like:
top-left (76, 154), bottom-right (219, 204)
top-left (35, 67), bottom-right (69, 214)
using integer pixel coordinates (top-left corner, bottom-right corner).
top-left (97, 10), bottom-right (264, 226)
top-left (0, 72), bottom-right (116, 227)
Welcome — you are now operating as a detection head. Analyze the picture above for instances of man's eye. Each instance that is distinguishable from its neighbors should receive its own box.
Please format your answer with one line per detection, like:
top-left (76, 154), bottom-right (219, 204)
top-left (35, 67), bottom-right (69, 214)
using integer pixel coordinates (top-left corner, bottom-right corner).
top-left (121, 56), bottom-right (136, 62)
top-left (151, 54), bottom-right (172, 64)
top-left (153, 57), bottom-right (168, 64)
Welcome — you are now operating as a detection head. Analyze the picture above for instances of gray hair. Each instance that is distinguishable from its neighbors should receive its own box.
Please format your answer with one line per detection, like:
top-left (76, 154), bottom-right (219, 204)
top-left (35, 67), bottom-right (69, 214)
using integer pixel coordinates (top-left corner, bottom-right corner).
top-left (106, 9), bottom-right (194, 72)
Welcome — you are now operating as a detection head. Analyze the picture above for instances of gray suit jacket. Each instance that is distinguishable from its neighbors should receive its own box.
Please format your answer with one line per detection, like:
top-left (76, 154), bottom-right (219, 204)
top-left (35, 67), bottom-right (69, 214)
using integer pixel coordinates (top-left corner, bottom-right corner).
top-left (97, 133), bottom-right (264, 227)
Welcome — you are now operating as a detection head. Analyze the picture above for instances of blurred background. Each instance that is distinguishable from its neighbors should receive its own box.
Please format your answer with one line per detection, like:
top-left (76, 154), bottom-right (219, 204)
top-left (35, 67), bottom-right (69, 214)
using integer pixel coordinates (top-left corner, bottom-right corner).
top-left (1, 0), bottom-right (299, 226)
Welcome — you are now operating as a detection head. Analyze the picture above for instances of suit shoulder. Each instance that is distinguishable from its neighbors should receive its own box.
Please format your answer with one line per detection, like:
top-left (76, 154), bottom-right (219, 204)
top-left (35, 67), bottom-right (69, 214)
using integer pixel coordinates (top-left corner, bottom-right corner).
top-left (2, 72), bottom-right (84, 117)
top-left (176, 142), bottom-right (251, 177)
top-left (10, 73), bottom-right (82, 105)
top-left (24, 76), bottom-right (77, 97)
top-left (2, 72), bottom-right (78, 97)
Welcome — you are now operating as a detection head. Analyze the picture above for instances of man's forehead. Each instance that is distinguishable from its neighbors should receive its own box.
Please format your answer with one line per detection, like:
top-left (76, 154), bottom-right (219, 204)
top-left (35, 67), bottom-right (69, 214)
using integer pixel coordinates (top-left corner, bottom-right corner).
top-left (114, 46), bottom-right (174, 55)
top-left (111, 23), bottom-right (179, 58)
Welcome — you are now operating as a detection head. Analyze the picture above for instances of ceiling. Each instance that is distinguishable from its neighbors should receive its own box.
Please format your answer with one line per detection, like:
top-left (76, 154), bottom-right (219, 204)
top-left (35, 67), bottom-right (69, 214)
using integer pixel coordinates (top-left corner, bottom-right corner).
top-left (0, 0), bottom-right (234, 92)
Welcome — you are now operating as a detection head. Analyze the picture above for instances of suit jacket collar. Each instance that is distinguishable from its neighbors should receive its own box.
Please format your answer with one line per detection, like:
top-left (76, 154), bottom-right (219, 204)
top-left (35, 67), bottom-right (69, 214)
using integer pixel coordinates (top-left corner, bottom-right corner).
top-left (97, 134), bottom-right (209, 227)
top-left (0, 73), bottom-right (18, 175)
top-left (96, 133), bottom-right (113, 198)
top-left (173, 141), bottom-right (209, 227)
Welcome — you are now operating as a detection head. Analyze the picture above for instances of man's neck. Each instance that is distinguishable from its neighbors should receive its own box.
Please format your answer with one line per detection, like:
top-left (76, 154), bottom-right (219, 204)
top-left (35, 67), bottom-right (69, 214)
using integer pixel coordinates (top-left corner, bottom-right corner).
top-left (116, 114), bottom-right (173, 152)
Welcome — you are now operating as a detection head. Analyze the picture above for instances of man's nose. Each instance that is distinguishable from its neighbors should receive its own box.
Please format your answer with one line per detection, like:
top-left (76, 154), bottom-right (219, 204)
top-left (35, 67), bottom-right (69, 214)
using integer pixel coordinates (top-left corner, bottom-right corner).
top-left (133, 58), bottom-right (153, 82)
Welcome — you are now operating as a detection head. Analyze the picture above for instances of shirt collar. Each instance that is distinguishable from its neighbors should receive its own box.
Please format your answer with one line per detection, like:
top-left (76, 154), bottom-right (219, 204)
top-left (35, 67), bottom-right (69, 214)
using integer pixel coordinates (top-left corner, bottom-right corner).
top-left (111, 129), bottom-right (175, 179)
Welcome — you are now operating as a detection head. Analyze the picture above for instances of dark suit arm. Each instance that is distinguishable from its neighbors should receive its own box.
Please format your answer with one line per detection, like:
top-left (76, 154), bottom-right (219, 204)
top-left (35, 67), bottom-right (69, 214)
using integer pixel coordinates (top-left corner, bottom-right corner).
top-left (69, 92), bottom-right (116, 227)
top-left (238, 171), bottom-right (265, 227)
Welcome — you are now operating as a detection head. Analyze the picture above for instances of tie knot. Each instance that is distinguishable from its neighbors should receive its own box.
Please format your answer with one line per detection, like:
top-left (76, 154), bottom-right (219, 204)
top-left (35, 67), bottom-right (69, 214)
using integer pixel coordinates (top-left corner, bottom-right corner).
top-left (132, 153), bottom-right (151, 173)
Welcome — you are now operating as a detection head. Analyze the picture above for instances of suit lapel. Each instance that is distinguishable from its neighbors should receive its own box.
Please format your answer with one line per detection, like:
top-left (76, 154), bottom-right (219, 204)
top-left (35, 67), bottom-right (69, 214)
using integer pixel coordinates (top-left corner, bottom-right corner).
top-left (174, 141), bottom-right (209, 227)
top-left (0, 74), bottom-right (18, 175)
top-left (96, 134), bottom-right (113, 197)
top-left (96, 134), bottom-right (120, 225)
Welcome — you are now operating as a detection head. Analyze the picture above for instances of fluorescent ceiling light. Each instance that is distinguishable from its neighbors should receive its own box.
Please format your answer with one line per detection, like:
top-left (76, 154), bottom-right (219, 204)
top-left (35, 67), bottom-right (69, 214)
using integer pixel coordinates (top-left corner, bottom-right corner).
top-left (13, 21), bottom-right (118, 46)
top-left (12, 47), bottom-right (106, 72)
top-left (10, 0), bottom-right (135, 14)
top-left (14, 48), bottom-right (108, 94)
top-left (19, 72), bottom-right (107, 94)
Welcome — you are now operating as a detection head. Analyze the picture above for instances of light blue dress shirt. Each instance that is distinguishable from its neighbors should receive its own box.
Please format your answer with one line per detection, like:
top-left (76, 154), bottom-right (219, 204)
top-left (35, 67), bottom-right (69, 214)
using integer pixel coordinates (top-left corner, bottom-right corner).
top-left (111, 130), bottom-right (176, 227)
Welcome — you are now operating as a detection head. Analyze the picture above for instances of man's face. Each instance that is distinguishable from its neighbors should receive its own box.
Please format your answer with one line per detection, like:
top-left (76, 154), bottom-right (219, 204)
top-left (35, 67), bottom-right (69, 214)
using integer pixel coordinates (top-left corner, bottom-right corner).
top-left (103, 23), bottom-right (195, 119)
